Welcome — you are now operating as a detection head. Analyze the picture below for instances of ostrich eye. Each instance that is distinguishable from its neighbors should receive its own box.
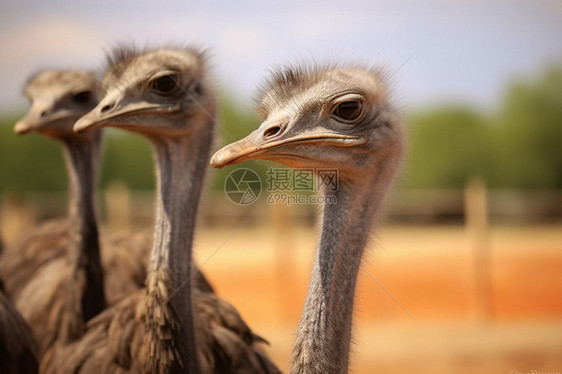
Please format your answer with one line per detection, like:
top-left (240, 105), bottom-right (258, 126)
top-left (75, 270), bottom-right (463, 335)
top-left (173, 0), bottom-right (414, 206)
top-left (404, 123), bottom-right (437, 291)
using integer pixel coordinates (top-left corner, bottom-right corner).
top-left (151, 75), bottom-right (178, 95)
top-left (333, 101), bottom-right (362, 121)
top-left (72, 91), bottom-right (91, 104)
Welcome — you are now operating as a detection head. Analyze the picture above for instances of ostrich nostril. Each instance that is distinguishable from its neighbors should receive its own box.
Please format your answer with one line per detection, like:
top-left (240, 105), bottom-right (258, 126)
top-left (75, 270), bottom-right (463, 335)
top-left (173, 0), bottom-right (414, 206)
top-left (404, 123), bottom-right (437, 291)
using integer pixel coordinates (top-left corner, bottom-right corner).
top-left (264, 125), bottom-right (283, 139)
top-left (40, 110), bottom-right (47, 118)
top-left (100, 102), bottom-right (115, 113)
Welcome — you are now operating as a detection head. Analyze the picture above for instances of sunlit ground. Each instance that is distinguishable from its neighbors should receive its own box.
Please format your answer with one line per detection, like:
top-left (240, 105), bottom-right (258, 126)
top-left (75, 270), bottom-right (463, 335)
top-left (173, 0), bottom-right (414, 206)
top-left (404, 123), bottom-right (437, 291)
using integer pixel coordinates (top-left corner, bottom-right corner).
top-left (193, 224), bottom-right (562, 374)
top-left (2, 199), bottom-right (561, 373)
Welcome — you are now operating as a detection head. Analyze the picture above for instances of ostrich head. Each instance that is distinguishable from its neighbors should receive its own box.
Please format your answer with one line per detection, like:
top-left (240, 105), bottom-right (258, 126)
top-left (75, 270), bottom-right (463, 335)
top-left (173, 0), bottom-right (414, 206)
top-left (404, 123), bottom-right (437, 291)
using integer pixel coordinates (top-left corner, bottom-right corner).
top-left (15, 70), bottom-right (99, 139)
top-left (74, 47), bottom-right (213, 137)
top-left (211, 65), bottom-right (403, 180)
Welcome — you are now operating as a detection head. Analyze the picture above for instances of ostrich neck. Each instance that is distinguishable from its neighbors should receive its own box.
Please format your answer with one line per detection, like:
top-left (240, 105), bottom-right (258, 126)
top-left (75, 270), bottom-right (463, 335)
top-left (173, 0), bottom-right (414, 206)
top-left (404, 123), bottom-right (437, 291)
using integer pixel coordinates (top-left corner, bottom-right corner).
top-left (59, 133), bottom-right (105, 343)
top-left (146, 128), bottom-right (213, 373)
top-left (291, 166), bottom-right (394, 374)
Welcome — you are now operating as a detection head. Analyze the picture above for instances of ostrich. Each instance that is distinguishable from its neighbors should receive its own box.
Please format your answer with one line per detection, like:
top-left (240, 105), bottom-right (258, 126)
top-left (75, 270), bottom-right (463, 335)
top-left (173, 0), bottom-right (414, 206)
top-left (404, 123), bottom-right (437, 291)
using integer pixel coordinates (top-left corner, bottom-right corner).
top-left (0, 70), bottom-right (150, 356)
top-left (211, 65), bottom-right (404, 373)
top-left (5, 70), bottom-right (106, 354)
top-left (41, 47), bottom-right (279, 374)
top-left (2, 70), bottom-right (101, 303)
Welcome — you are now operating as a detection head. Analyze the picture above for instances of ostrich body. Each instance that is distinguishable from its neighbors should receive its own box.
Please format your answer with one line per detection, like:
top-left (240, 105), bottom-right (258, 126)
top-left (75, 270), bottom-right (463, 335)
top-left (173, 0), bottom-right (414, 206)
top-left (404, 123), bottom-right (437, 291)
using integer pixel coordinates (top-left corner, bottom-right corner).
top-left (211, 65), bottom-right (404, 373)
top-left (0, 70), bottom-right (150, 356)
top-left (41, 47), bottom-right (278, 374)
top-left (0, 281), bottom-right (38, 373)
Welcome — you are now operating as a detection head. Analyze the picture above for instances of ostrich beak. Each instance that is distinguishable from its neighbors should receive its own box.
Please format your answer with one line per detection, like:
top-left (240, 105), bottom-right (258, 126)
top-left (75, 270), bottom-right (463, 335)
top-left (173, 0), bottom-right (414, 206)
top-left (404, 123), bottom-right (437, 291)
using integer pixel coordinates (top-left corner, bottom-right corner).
top-left (14, 116), bottom-right (39, 135)
top-left (74, 107), bottom-right (108, 134)
top-left (14, 106), bottom-right (76, 135)
top-left (210, 133), bottom-right (262, 168)
top-left (14, 102), bottom-right (54, 134)
top-left (74, 90), bottom-right (180, 133)
top-left (210, 121), bottom-right (365, 169)
top-left (74, 90), bottom-right (127, 133)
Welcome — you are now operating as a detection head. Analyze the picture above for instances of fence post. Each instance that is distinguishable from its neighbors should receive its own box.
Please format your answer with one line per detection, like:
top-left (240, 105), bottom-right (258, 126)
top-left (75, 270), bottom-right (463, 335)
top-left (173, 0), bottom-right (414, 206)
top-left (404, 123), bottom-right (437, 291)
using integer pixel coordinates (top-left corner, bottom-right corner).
top-left (465, 177), bottom-right (493, 322)
top-left (0, 193), bottom-right (35, 247)
top-left (104, 181), bottom-right (131, 231)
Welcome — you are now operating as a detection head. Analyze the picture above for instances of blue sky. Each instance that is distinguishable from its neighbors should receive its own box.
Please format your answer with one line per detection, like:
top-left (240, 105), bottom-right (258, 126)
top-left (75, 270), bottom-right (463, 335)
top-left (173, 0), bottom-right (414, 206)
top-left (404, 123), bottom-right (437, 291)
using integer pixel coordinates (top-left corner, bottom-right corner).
top-left (1, 0), bottom-right (561, 112)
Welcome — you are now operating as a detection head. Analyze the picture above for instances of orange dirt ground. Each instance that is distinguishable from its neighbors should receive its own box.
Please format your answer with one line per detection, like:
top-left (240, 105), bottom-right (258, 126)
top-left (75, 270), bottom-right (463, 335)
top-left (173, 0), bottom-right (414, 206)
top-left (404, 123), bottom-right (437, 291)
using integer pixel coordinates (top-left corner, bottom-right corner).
top-left (2, 210), bottom-right (561, 373)
top-left (193, 224), bottom-right (562, 374)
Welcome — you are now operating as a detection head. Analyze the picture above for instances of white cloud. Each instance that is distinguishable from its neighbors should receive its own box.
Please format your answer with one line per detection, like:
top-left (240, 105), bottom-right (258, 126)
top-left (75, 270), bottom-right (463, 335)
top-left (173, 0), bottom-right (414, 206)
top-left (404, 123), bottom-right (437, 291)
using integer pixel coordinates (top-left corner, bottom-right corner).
top-left (0, 18), bottom-right (104, 64)
top-left (0, 0), bottom-right (561, 112)
top-left (221, 25), bottom-right (269, 57)
top-left (0, 18), bottom-right (105, 110)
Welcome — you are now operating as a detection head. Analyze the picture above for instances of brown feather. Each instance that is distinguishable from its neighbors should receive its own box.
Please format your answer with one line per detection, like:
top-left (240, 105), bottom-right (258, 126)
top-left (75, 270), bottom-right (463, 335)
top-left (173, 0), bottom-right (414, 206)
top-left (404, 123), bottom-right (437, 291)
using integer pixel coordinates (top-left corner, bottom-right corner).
top-left (0, 284), bottom-right (38, 374)
top-left (41, 285), bottom-right (279, 374)
top-left (0, 220), bottom-right (151, 356)
top-left (1, 219), bottom-right (276, 373)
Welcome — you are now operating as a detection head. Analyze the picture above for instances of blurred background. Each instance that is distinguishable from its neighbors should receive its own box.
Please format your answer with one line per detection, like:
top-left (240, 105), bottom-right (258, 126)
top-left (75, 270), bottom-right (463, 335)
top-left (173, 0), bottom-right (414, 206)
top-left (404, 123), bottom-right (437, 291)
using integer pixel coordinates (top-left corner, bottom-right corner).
top-left (1, 1), bottom-right (561, 373)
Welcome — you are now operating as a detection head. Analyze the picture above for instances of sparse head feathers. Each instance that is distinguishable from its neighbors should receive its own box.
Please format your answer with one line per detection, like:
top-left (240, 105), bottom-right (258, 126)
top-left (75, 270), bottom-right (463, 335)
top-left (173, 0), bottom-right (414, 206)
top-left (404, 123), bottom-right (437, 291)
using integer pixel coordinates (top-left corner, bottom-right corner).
top-left (24, 70), bottom-right (97, 100)
top-left (73, 43), bottom-right (216, 137)
top-left (256, 63), bottom-right (388, 118)
top-left (16, 69), bottom-right (100, 137)
top-left (102, 44), bottom-right (208, 91)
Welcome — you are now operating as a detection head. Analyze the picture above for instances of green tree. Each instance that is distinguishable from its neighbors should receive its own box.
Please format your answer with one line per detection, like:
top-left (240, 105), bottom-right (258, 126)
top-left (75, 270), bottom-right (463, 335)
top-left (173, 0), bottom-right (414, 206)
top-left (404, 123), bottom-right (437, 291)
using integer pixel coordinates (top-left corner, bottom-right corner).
top-left (404, 107), bottom-right (494, 189)
top-left (209, 93), bottom-right (271, 194)
top-left (99, 131), bottom-right (154, 190)
top-left (493, 67), bottom-right (562, 188)
top-left (2, 67), bottom-right (561, 194)
top-left (0, 115), bottom-right (67, 193)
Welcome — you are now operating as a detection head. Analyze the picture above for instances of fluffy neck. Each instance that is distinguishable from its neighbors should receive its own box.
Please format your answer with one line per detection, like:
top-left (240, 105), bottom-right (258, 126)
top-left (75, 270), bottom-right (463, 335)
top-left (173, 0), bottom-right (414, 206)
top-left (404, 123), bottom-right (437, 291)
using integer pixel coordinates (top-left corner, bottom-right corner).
top-left (290, 162), bottom-right (396, 374)
top-left (144, 125), bottom-right (213, 374)
top-left (59, 132), bottom-right (105, 343)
